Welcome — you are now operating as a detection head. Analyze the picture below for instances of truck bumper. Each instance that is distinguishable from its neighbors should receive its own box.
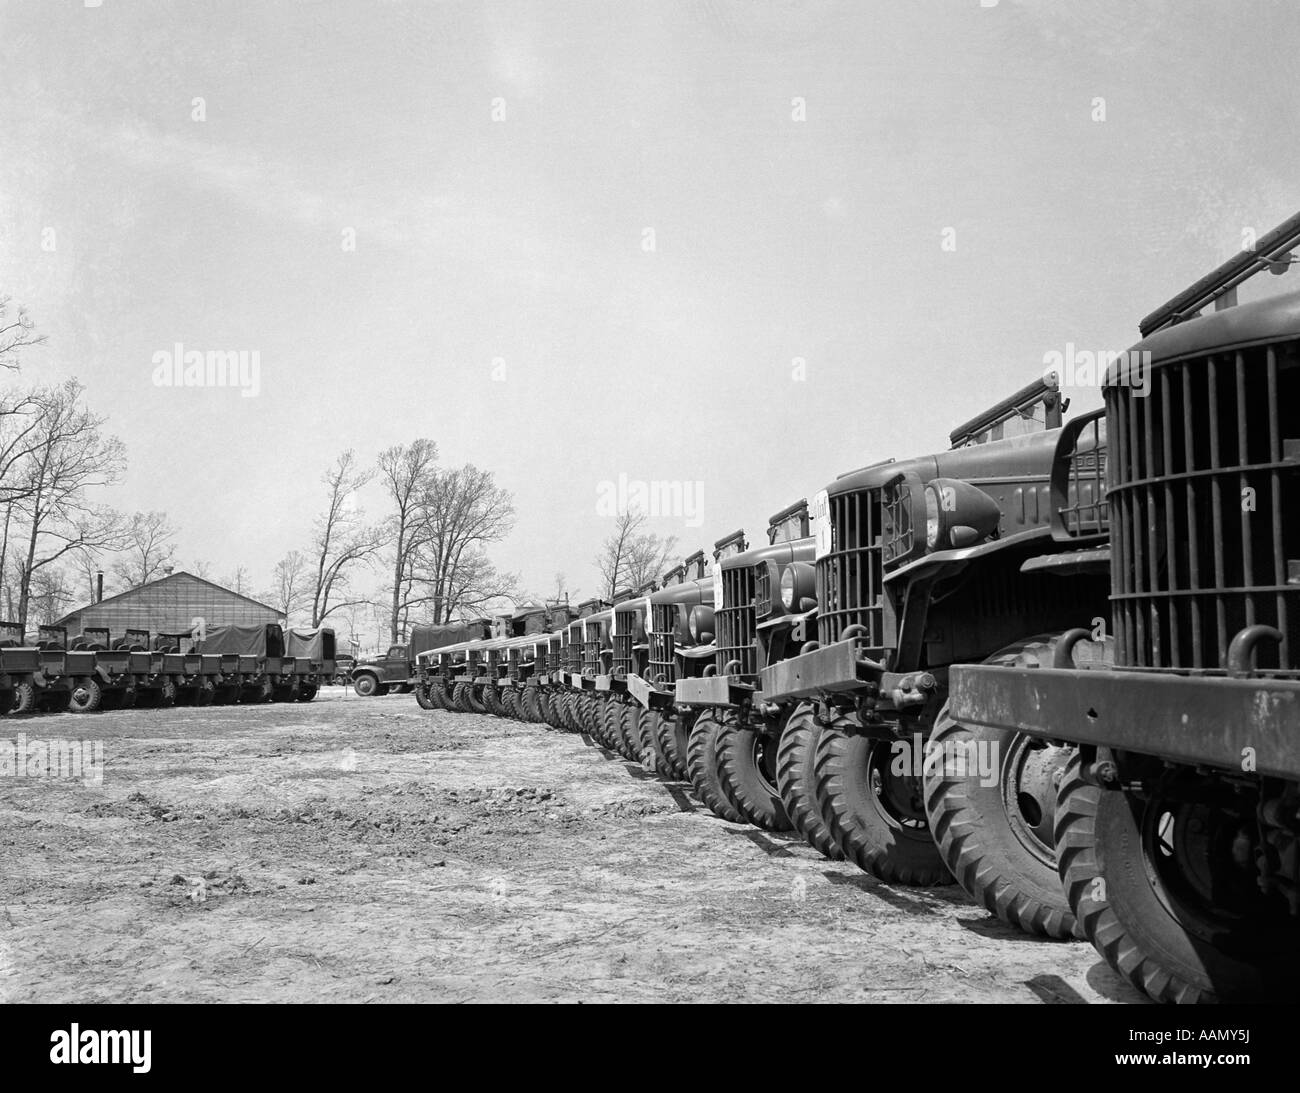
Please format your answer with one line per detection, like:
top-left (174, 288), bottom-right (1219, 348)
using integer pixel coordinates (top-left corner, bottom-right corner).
top-left (594, 674), bottom-right (626, 694)
top-left (674, 676), bottom-right (756, 709)
top-left (626, 673), bottom-right (674, 711)
top-left (760, 640), bottom-right (869, 701)
top-left (949, 664), bottom-right (1300, 781)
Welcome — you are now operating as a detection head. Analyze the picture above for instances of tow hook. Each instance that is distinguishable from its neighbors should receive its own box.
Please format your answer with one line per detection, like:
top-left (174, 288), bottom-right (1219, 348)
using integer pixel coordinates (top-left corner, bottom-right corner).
top-left (888, 672), bottom-right (936, 708)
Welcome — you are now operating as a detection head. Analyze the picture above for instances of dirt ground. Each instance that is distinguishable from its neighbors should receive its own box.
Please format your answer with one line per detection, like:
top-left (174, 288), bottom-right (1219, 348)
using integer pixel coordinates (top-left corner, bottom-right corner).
top-left (0, 690), bottom-right (1148, 1004)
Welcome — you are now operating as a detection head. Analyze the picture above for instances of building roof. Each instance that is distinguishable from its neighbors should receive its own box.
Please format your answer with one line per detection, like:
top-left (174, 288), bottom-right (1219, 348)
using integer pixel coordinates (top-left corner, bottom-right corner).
top-left (55, 570), bottom-right (280, 626)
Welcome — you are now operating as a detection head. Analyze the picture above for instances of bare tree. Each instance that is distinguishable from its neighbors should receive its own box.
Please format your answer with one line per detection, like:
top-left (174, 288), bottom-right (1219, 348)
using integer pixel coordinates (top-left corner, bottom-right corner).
top-left (377, 438), bottom-right (439, 641)
top-left (552, 571), bottom-right (575, 606)
top-left (190, 558), bottom-right (214, 580)
top-left (0, 295), bottom-right (45, 372)
top-left (623, 528), bottom-right (677, 591)
top-left (435, 547), bottom-right (520, 623)
top-left (69, 547), bottom-right (106, 605)
top-left (595, 511), bottom-right (639, 600)
top-left (110, 510), bottom-right (178, 590)
top-left (223, 565), bottom-right (251, 596)
top-left (413, 463), bottom-right (517, 625)
top-left (310, 449), bottom-right (380, 626)
top-left (266, 550), bottom-right (311, 621)
top-left (595, 510), bottom-right (676, 598)
top-left (27, 565), bottom-right (76, 626)
top-left (0, 387), bottom-right (53, 605)
top-left (0, 386), bottom-right (49, 505)
top-left (11, 381), bottom-right (126, 626)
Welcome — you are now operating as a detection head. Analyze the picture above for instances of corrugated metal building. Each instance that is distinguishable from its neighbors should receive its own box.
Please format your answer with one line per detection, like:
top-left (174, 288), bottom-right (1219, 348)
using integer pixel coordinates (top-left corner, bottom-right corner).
top-left (55, 571), bottom-right (281, 638)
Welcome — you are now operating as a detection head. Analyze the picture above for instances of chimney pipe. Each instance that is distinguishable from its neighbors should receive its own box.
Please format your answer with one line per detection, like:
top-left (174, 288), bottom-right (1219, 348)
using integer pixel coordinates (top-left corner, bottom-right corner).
top-left (96, 571), bottom-right (103, 603)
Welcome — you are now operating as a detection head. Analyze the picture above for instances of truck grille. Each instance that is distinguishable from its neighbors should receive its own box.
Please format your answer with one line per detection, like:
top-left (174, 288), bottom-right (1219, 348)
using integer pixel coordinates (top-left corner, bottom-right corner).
top-left (648, 603), bottom-right (677, 685)
top-left (612, 605), bottom-right (640, 676)
top-left (546, 637), bottom-right (561, 673)
top-left (754, 562), bottom-right (773, 618)
top-left (612, 635), bottom-right (632, 675)
top-left (1109, 345), bottom-right (1300, 674)
top-left (507, 647), bottom-right (521, 680)
top-left (715, 566), bottom-right (756, 675)
top-left (1054, 412), bottom-right (1109, 538)
top-left (817, 488), bottom-right (885, 648)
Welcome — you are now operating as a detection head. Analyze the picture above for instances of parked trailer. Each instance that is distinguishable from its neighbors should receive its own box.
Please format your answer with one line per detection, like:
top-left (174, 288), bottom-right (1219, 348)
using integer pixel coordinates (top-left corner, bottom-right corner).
top-left (949, 213), bottom-right (1300, 1001)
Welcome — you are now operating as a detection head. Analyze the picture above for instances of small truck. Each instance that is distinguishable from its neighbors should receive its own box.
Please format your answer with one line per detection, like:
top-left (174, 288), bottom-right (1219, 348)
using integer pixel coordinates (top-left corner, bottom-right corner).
top-left (351, 644), bottom-right (417, 696)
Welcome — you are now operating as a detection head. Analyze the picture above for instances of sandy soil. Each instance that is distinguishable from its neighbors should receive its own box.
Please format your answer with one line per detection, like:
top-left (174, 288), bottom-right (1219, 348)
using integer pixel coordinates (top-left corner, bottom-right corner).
top-left (0, 689), bottom-right (1147, 1004)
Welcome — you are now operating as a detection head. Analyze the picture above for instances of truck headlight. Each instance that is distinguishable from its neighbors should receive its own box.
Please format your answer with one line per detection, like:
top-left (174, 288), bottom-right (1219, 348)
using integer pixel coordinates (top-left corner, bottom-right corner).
top-left (924, 486), bottom-right (942, 549)
top-left (687, 605), bottom-right (714, 644)
top-left (778, 562), bottom-right (816, 611)
top-left (779, 567), bottom-right (796, 609)
top-left (923, 479), bottom-right (1001, 551)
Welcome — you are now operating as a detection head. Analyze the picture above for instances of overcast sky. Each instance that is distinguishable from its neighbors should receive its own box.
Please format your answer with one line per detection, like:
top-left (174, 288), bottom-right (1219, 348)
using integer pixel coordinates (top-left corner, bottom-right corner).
top-left (1, 0), bottom-right (1297, 611)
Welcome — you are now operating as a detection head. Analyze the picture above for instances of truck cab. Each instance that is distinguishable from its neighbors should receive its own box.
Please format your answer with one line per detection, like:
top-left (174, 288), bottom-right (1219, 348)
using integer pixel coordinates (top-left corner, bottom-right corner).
top-left (352, 644), bottom-right (410, 697)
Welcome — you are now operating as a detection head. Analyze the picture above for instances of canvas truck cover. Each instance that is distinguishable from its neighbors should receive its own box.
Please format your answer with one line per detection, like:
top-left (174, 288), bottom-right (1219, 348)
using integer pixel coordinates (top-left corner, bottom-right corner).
top-left (199, 624), bottom-right (285, 657)
top-left (285, 627), bottom-right (336, 661)
top-left (409, 622), bottom-right (489, 658)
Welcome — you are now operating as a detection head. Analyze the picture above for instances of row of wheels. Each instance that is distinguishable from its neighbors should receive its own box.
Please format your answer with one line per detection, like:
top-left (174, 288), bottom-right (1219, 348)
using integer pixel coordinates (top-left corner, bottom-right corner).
top-left (411, 678), bottom-right (1298, 1002)
top-left (1, 676), bottom-right (320, 714)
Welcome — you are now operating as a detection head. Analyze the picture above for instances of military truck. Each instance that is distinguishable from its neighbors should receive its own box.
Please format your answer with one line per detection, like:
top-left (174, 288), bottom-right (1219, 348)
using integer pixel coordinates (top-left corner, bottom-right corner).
top-left (536, 627), bottom-right (570, 728)
top-left (549, 599), bottom-right (608, 735)
top-left (503, 633), bottom-right (551, 721)
top-left (190, 623), bottom-right (289, 704)
top-left (357, 620), bottom-right (490, 697)
top-left (620, 539), bottom-right (747, 778)
top-left (418, 607), bottom-right (561, 713)
top-left (948, 212), bottom-right (1300, 1001)
top-left (283, 626), bottom-right (337, 701)
top-left (0, 623), bottom-right (62, 713)
top-left (27, 626), bottom-right (99, 713)
top-left (64, 626), bottom-right (146, 710)
top-left (760, 377), bottom-right (1111, 909)
top-left (419, 638), bottom-right (477, 710)
top-left (332, 655), bottom-right (356, 687)
top-left (414, 606), bottom-right (564, 710)
top-left (593, 582), bottom-right (660, 761)
top-left (676, 502), bottom-right (818, 829)
top-left (72, 627), bottom-right (197, 709)
top-left (145, 631), bottom-right (217, 705)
